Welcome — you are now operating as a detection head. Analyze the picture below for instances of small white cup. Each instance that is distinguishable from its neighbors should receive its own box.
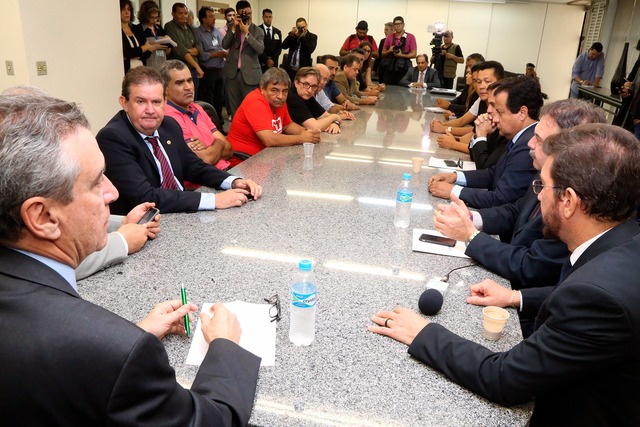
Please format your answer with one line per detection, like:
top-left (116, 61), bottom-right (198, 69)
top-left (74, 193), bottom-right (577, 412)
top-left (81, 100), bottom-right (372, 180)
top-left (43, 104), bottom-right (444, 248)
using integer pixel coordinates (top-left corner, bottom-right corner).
top-left (411, 157), bottom-right (424, 173)
top-left (482, 306), bottom-right (510, 341)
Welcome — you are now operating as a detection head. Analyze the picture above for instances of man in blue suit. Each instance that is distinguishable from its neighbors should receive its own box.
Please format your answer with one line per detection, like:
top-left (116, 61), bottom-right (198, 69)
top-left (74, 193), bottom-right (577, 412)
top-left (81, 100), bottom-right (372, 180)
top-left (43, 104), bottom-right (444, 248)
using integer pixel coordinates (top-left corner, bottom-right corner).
top-left (398, 54), bottom-right (441, 89)
top-left (433, 99), bottom-right (605, 292)
top-left (428, 76), bottom-right (541, 208)
top-left (372, 124), bottom-right (640, 426)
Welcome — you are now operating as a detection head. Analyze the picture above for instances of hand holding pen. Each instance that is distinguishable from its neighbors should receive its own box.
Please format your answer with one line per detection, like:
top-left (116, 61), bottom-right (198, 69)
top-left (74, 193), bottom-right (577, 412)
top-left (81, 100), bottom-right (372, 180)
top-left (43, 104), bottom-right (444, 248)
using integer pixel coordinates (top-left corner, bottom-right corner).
top-left (136, 299), bottom-right (198, 340)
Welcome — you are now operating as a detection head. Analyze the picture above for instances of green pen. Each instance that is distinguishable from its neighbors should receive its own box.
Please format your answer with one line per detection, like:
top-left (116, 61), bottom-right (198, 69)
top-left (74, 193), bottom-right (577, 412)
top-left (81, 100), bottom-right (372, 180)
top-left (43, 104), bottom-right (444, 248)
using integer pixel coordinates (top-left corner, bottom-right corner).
top-left (181, 283), bottom-right (191, 337)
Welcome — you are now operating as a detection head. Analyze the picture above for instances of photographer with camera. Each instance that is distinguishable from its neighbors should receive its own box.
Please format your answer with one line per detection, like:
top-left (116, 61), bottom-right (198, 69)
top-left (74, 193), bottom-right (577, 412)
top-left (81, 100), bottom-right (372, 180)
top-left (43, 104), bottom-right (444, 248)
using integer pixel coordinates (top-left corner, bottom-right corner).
top-left (430, 30), bottom-right (463, 89)
top-left (282, 17), bottom-right (318, 83)
top-left (221, 1), bottom-right (264, 118)
top-left (380, 16), bottom-right (417, 86)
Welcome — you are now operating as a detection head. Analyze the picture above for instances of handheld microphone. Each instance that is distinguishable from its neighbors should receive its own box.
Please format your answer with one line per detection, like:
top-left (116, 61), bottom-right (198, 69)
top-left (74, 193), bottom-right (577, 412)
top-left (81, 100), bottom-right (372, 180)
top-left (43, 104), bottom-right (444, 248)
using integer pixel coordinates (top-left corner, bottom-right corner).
top-left (418, 288), bottom-right (444, 316)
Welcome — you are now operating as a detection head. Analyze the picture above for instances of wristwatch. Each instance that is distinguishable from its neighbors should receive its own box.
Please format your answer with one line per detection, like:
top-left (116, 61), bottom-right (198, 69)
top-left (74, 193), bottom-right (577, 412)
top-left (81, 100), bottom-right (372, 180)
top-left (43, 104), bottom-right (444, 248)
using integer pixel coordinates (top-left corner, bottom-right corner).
top-left (465, 230), bottom-right (480, 247)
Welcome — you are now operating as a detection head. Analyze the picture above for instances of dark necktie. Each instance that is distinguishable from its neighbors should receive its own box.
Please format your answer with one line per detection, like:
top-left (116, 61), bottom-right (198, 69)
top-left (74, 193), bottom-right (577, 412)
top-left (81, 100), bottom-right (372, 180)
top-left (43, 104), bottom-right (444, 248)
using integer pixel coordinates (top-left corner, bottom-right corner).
top-left (146, 136), bottom-right (178, 190)
top-left (266, 27), bottom-right (271, 40)
top-left (528, 202), bottom-right (541, 221)
top-left (558, 258), bottom-right (572, 283)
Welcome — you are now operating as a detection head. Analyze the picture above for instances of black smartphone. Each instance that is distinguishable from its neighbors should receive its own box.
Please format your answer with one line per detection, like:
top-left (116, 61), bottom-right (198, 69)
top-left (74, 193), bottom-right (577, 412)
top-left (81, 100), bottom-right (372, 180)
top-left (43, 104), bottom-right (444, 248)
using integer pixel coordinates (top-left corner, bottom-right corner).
top-left (444, 158), bottom-right (463, 168)
top-left (419, 233), bottom-right (456, 247)
top-left (137, 207), bottom-right (160, 224)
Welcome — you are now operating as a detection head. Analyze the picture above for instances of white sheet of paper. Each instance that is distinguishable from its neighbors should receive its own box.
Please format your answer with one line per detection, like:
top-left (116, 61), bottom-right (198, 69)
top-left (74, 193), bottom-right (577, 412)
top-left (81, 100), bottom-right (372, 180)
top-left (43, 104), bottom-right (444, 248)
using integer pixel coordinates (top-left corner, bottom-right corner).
top-left (429, 88), bottom-right (457, 96)
top-left (428, 157), bottom-right (477, 171)
top-left (425, 107), bottom-right (445, 113)
top-left (186, 301), bottom-right (276, 367)
top-left (412, 229), bottom-right (470, 259)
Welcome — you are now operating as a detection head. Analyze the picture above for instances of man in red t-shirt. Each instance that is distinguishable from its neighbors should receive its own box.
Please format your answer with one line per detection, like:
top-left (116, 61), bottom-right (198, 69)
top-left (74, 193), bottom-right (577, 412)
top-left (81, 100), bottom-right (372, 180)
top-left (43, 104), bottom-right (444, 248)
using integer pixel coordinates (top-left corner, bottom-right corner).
top-left (227, 67), bottom-right (320, 166)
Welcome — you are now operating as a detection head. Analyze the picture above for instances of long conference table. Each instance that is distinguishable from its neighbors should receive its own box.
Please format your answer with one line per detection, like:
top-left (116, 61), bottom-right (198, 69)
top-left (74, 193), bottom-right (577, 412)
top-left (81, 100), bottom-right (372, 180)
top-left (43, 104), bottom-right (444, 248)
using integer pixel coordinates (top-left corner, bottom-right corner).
top-left (80, 85), bottom-right (534, 426)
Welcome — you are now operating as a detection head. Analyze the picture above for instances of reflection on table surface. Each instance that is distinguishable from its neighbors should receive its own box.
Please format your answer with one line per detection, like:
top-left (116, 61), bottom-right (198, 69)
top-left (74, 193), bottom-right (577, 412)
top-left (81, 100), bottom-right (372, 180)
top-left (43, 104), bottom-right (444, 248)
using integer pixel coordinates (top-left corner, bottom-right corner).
top-left (80, 85), bottom-right (533, 426)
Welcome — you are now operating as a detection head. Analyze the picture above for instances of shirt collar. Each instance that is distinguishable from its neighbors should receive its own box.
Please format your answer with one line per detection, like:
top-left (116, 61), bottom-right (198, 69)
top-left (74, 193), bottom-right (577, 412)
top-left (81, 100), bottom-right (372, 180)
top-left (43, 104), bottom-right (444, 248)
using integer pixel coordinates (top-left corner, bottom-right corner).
top-left (569, 227), bottom-right (613, 266)
top-left (13, 249), bottom-right (77, 292)
top-left (512, 121), bottom-right (538, 144)
top-left (167, 100), bottom-right (199, 123)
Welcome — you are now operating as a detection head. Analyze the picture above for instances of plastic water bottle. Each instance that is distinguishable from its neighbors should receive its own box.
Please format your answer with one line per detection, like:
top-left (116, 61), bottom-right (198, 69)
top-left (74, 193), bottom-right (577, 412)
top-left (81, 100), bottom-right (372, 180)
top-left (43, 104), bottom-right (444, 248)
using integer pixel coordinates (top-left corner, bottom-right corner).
top-left (289, 260), bottom-right (317, 346)
top-left (394, 173), bottom-right (413, 228)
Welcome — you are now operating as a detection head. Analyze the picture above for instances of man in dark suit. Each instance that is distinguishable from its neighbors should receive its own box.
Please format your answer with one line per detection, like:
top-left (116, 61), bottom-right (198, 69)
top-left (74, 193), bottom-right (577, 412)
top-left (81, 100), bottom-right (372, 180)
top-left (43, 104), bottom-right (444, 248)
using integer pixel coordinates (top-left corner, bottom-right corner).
top-left (429, 76), bottom-right (541, 208)
top-left (0, 92), bottom-right (260, 425)
top-left (371, 124), bottom-right (640, 426)
top-left (433, 99), bottom-right (605, 291)
top-left (258, 8), bottom-right (282, 73)
top-left (398, 54), bottom-right (441, 89)
top-left (221, 1), bottom-right (264, 117)
top-left (282, 17), bottom-right (317, 82)
top-left (96, 66), bottom-right (262, 215)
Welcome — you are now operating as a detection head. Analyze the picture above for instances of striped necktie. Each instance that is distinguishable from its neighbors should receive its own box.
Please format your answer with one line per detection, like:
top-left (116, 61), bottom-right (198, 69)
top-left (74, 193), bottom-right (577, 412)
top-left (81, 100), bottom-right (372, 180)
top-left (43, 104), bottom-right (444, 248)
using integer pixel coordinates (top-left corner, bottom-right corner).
top-left (146, 136), bottom-right (178, 190)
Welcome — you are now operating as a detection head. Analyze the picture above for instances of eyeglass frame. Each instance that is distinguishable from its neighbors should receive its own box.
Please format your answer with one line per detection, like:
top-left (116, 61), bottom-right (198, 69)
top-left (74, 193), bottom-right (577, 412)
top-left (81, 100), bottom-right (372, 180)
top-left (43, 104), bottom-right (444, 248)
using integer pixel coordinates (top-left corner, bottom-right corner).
top-left (297, 81), bottom-right (319, 91)
top-left (531, 179), bottom-right (563, 195)
top-left (264, 294), bottom-right (281, 322)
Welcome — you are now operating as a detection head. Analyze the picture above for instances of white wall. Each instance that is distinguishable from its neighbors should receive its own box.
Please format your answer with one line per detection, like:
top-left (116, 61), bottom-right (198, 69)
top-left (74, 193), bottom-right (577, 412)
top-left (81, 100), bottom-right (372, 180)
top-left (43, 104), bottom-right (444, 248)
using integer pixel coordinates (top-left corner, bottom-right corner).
top-left (0, 0), bottom-right (123, 133)
top-left (256, 0), bottom-right (585, 101)
top-left (0, 0), bottom-right (588, 131)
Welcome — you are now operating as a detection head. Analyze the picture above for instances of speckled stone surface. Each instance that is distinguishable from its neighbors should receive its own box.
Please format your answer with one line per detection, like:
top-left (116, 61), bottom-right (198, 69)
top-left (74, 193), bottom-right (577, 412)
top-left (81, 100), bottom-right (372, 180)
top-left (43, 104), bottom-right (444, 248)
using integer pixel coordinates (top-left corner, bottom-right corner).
top-left (79, 86), bottom-right (533, 426)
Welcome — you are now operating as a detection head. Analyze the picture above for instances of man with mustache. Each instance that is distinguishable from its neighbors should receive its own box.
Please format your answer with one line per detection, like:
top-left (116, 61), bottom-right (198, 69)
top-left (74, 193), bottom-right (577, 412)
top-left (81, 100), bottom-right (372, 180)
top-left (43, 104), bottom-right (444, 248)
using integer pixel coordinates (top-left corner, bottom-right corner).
top-left (97, 66), bottom-right (262, 215)
top-left (162, 60), bottom-right (233, 170)
top-left (227, 67), bottom-right (320, 166)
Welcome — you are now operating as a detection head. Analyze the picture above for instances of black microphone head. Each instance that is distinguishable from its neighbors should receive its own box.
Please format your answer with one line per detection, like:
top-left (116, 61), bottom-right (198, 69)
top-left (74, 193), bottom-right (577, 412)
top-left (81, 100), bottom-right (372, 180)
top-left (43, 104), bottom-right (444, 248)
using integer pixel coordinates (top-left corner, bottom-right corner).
top-left (418, 288), bottom-right (443, 316)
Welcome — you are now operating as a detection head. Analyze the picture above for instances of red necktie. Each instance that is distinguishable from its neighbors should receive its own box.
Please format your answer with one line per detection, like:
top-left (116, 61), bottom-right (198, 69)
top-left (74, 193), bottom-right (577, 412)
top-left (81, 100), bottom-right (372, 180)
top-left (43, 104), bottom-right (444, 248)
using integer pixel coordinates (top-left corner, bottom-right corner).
top-left (146, 136), bottom-right (178, 190)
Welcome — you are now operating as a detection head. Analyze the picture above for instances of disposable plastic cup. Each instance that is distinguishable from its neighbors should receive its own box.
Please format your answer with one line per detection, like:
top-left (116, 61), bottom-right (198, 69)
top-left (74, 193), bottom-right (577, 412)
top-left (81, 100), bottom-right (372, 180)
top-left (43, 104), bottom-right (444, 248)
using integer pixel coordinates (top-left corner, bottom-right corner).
top-left (412, 157), bottom-right (424, 173)
top-left (482, 306), bottom-right (510, 341)
top-left (303, 143), bottom-right (314, 158)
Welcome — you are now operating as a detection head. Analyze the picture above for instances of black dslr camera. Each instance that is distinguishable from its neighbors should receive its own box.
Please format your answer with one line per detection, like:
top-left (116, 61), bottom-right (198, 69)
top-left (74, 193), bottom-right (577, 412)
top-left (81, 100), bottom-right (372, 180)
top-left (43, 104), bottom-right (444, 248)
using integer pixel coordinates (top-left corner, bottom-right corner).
top-left (240, 12), bottom-right (250, 24)
top-left (393, 36), bottom-right (406, 54)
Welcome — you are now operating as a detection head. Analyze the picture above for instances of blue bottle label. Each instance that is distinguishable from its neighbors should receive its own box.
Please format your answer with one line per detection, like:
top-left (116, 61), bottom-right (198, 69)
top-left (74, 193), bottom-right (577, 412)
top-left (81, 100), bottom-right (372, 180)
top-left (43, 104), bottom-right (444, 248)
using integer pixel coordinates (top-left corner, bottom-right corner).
top-left (396, 190), bottom-right (413, 203)
top-left (292, 289), bottom-right (317, 308)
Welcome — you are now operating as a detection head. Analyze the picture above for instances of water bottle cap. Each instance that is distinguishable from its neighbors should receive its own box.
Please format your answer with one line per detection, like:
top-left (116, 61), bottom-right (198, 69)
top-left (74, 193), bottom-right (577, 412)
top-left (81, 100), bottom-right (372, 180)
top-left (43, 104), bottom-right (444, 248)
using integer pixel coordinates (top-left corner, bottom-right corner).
top-left (298, 259), bottom-right (312, 271)
top-left (402, 172), bottom-right (411, 180)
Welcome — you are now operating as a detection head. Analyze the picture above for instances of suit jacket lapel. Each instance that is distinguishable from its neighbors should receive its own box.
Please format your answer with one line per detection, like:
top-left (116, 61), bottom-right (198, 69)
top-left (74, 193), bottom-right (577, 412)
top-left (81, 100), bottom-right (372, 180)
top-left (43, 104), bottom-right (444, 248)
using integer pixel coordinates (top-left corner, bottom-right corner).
top-left (120, 111), bottom-right (158, 173)
top-left (534, 218), bottom-right (640, 330)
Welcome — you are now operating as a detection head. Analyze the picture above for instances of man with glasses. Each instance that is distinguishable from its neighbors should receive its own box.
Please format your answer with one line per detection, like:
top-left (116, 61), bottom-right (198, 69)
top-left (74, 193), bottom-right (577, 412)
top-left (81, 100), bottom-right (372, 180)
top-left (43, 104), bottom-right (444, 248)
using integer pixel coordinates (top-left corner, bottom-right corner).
top-left (432, 99), bottom-right (605, 336)
top-left (334, 54), bottom-right (377, 106)
top-left (221, 1), bottom-right (264, 118)
top-left (227, 67), bottom-right (320, 165)
top-left (286, 67), bottom-right (343, 134)
top-left (372, 123), bottom-right (640, 426)
top-left (380, 16), bottom-right (417, 86)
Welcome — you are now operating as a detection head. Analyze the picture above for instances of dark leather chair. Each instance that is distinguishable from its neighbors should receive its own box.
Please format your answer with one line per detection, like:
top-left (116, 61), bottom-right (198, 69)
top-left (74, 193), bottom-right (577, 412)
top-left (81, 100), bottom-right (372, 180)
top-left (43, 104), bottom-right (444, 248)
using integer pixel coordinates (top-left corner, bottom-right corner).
top-left (194, 100), bottom-right (251, 165)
